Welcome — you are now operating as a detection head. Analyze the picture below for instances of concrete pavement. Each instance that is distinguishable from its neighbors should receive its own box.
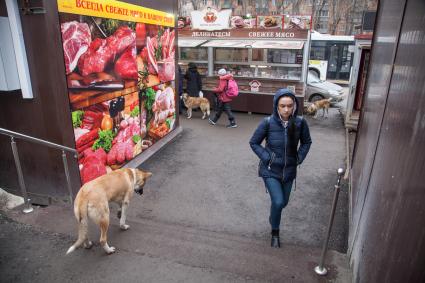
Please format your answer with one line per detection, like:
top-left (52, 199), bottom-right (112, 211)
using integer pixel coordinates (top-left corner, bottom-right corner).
top-left (1, 108), bottom-right (350, 282)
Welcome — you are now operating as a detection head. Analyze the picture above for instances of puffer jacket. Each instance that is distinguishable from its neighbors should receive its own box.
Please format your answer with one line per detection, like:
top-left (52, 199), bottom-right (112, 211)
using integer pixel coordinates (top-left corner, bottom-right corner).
top-left (249, 89), bottom-right (312, 182)
top-left (185, 67), bottom-right (202, 97)
top-left (213, 74), bottom-right (234, 103)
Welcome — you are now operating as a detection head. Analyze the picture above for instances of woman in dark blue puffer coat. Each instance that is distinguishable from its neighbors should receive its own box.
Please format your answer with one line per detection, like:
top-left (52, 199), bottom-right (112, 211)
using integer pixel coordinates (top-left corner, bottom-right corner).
top-left (249, 89), bottom-right (312, 248)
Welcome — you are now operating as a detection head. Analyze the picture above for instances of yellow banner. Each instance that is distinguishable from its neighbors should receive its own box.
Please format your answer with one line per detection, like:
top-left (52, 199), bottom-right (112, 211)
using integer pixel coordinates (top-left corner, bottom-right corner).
top-left (57, 0), bottom-right (174, 27)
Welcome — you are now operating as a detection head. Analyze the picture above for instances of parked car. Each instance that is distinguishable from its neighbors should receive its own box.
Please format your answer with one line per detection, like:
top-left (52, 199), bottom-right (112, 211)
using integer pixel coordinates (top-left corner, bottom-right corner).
top-left (305, 71), bottom-right (345, 104)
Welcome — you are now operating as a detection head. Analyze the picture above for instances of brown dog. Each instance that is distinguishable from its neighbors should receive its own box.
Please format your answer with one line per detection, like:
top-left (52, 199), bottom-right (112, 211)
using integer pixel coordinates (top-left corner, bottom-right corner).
top-left (182, 93), bottom-right (211, 119)
top-left (306, 98), bottom-right (332, 118)
top-left (66, 168), bottom-right (152, 255)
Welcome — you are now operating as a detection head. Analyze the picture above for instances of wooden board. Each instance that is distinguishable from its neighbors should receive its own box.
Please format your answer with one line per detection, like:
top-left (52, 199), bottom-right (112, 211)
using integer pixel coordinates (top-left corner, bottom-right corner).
top-left (69, 73), bottom-right (161, 110)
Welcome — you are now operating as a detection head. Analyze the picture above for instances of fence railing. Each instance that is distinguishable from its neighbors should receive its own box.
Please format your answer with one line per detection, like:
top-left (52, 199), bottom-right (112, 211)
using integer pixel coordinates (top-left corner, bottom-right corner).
top-left (0, 128), bottom-right (77, 213)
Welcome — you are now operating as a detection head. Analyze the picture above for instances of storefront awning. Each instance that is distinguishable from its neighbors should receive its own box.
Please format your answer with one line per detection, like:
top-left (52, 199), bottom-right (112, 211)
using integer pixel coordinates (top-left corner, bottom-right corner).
top-left (251, 41), bottom-right (304, 49)
top-left (201, 40), bottom-right (255, 48)
top-left (178, 39), bottom-right (208, 47)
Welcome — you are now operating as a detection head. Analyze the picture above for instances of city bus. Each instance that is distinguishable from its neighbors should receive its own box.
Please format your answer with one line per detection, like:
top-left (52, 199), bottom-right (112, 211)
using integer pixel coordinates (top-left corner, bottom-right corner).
top-left (309, 31), bottom-right (355, 81)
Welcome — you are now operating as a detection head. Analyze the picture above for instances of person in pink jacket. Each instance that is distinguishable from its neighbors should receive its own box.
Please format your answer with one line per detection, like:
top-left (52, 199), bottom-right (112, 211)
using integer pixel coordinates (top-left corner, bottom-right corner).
top-left (208, 68), bottom-right (238, 128)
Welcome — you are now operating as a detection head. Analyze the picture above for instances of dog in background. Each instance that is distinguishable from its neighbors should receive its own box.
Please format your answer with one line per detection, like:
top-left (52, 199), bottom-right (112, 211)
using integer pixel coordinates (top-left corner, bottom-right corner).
top-left (305, 98), bottom-right (332, 118)
top-left (66, 168), bottom-right (152, 255)
top-left (182, 93), bottom-right (211, 119)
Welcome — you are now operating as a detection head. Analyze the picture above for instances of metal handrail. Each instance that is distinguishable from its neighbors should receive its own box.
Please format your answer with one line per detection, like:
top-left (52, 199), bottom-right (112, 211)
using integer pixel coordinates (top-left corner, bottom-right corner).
top-left (0, 127), bottom-right (77, 213)
top-left (0, 128), bottom-right (77, 153)
top-left (314, 168), bottom-right (346, 276)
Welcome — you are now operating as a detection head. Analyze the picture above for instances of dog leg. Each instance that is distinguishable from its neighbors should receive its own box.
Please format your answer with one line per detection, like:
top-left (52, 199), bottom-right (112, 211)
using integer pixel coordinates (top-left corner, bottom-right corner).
top-left (187, 108), bottom-right (192, 119)
top-left (201, 110), bottom-right (206, 119)
top-left (99, 217), bottom-right (115, 254)
top-left (119, 199), bottom-right (130, 231)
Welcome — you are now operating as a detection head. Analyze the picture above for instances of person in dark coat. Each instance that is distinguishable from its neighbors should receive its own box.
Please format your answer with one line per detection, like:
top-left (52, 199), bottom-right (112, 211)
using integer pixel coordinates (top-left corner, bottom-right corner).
top-left (249, 89), bottom-right (312, 248)
top-left (178, 65), bottom-right (184, 114)
top-left (184, 62), bottom-right (202, 97)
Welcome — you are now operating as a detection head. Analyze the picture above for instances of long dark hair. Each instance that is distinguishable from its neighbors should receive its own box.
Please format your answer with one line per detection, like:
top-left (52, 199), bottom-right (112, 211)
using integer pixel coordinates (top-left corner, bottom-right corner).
top-left (286, 96), bottom-right (298, 154)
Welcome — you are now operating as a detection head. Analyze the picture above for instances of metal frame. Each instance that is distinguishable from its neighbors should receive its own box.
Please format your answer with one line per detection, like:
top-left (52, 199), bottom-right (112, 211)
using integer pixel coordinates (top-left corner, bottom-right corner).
top-left (0, 128), bottom-right (77, 213)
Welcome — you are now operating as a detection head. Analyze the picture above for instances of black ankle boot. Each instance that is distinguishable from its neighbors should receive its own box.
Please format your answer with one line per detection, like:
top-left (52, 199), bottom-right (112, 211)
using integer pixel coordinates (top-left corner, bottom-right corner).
top-left (271, 229), bottom-right (280, 248)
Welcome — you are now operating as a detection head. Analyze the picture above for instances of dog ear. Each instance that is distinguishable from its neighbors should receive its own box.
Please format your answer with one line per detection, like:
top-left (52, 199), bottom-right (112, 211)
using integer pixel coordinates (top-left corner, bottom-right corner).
top-left (141, 170), bottom-right (152, 179)
top-left (135, 168), bottom-right (152, 179)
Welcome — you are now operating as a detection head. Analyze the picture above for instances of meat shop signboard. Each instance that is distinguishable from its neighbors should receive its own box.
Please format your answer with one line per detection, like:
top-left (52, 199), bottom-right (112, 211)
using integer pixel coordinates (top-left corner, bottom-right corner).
top-left (57, 0), bottom-right (176, 185)
top-left (190, 7), bottom-right (232, 31)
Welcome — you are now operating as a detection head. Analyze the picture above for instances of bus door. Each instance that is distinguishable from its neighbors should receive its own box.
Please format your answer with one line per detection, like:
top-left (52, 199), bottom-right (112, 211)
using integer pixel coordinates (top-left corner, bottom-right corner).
top-left (327, 43), bottom-right (353, 80)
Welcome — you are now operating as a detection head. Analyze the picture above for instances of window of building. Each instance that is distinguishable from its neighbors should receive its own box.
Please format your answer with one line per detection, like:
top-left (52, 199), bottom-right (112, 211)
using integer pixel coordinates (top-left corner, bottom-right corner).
top-left (319, 10), bottom-right (329, 17)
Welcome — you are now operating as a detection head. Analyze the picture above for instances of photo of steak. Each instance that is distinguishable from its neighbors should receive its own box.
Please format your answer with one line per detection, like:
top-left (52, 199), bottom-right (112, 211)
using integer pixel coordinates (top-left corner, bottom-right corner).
top-left (82, 148), bottom-right (107, 165)
top-left (114, 46), bottom-right (138, 79)
top-left (77, 38), bottom-right (112, 76)
top-left (78, 26), bottom-right (136, 76)
top-left (157, 57), bottom-right (175, 82)
top-left (61, 21), bottom-right (91, 74)
top-left (80, 155), bottom-right (107, 184)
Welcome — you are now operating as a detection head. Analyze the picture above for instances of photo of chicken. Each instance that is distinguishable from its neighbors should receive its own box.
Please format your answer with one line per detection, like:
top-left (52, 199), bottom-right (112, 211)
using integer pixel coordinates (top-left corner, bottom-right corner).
top-left (140, 83), bottom-right (176, 142)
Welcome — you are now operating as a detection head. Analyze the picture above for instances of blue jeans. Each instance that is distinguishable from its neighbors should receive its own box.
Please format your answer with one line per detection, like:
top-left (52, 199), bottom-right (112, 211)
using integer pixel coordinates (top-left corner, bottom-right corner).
top-left (263, 177), bottom-right (294, 230)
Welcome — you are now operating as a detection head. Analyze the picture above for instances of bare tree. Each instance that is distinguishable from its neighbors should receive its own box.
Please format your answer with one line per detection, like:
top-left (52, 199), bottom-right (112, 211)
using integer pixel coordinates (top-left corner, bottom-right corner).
top-left (328, 0), bottom-right (354, 34)
top-left (292, 0), bottom-right (303, 14)
top-left (312, 0), bottom-right (326, 31)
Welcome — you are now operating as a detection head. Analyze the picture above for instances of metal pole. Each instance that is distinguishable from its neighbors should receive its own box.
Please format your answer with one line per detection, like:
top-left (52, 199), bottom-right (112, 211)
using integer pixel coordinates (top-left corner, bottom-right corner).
top-left (314, 168), bottom-right (345, 276)
top-left (10, 137), bottom-right (33, 213)
top-left (61, 151), bottom-right (73, 205)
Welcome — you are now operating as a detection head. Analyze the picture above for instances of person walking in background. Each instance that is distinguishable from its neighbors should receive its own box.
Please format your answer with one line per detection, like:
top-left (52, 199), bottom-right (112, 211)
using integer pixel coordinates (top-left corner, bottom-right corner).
top-left (185, 62), bottom-right (202, 97)
top-left (249, 89), bottom-right (312, 248)
top-left (178, 65), bottom-right (184, 114)
top-left (208, 68), bottom-right (238, 128)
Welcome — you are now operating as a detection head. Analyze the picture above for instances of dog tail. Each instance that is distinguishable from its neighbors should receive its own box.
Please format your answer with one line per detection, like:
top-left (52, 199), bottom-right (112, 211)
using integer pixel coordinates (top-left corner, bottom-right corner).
top-left (327, 98), bottom-right (332, 102)
top-left (66, 191), bottom-right (89, 255)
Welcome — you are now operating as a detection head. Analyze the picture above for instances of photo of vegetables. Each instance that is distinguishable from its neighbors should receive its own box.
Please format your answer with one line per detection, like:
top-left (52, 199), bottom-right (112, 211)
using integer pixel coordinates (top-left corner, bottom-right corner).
top-left (72, 92), bottom-right (154, 185)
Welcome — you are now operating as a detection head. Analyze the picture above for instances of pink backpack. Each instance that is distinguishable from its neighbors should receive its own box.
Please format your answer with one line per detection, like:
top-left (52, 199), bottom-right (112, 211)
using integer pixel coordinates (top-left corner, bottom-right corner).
top-left (225, 79), bottom-right (239, 97)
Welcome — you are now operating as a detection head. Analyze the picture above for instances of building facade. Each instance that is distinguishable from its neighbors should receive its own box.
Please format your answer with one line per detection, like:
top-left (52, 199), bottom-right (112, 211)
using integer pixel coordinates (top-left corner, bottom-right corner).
top-left (178, 0), bottom-right (378, 35)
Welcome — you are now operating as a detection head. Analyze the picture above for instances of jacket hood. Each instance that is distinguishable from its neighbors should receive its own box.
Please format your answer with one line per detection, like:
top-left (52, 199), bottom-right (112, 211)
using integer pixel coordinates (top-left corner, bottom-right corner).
top-left (272, 88), bottom-right (298, 120)
top-left (219, 74), bottom-right (233, 80)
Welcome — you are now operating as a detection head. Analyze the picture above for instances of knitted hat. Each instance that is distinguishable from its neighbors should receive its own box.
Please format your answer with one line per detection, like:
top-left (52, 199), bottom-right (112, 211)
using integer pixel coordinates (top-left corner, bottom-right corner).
top-left (218, 68), bottom-right (227, 76)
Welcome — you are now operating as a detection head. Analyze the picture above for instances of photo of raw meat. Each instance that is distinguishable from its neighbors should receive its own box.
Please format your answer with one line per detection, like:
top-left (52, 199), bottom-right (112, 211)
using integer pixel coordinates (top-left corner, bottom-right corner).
top-left (72, 92), bottom-right (152, 184)
top-left (59, 15), bottom-right (139, 110)
top-left (59, 12), bottom-right (178, 183)
top-left (139, 82), bottom-right (176, 142)
top-left (137, 24), bottom-right (175, 88)
top-left (283, 15), bottom-right (312, 30)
